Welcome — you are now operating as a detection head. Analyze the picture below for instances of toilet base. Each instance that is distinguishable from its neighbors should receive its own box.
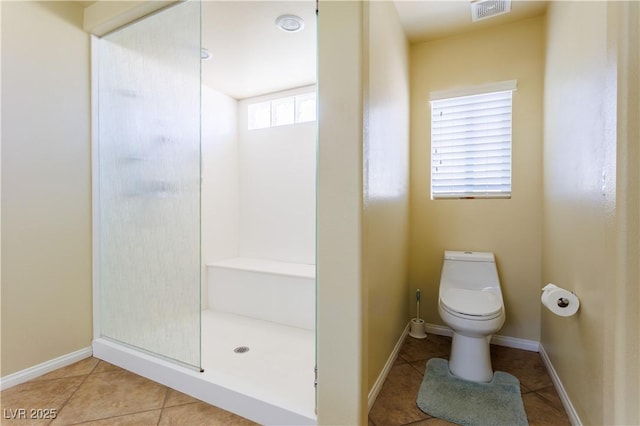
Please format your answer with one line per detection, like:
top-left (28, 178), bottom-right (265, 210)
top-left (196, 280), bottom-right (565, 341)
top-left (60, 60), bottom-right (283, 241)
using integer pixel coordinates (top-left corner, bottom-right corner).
top-left (449, 332), bottom-right (494, 382)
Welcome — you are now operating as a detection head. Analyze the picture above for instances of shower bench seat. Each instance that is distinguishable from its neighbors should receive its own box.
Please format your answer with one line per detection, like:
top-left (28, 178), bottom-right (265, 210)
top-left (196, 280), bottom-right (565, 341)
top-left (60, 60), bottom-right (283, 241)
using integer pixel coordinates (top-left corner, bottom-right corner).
top-left (206, 257), bottom-right (316, 331)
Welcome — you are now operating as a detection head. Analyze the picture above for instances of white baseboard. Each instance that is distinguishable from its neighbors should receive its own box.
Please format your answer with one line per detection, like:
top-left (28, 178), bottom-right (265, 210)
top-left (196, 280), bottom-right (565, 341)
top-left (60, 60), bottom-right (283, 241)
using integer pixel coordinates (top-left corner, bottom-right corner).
top-left (424, 323), bottom-right (540, 352)
top-left (427, 324), bottom-right (580, 424)
top-left (368, 322), bottom-right (410, 412)
top-left (424, 323), bottom-right (454, 337)
top-left (0, 347), bottom-right (93, 391)
top-left (491, 334), bottom-right (540, 352)
top-left (368, 321), bottom-right (540, 411)
top-left (539, 344), bottom-right (582, 426)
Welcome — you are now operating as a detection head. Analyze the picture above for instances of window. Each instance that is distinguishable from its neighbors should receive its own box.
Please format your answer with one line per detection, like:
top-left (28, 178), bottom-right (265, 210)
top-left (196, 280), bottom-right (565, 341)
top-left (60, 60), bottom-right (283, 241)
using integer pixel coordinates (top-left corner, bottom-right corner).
top-left (248, 92), bottom-right (316, 130)
top-left (295, 93), bottom-right (316, 123)
top-left (248, 101), bottom-right (271, 130)
top-left (430, 81), bottom-right (516, 199)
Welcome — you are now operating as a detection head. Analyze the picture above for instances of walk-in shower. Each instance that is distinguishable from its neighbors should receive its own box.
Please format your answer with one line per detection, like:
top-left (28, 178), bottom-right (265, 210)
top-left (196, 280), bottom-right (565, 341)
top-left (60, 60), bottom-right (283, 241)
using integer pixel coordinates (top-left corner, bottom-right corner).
top-left (92, 1), bottom-right (317, 424)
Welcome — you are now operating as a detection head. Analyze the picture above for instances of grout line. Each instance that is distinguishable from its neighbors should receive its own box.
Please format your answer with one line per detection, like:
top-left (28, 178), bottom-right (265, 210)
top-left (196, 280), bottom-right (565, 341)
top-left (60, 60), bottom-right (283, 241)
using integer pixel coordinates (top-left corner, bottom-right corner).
top-left (84, 357), bottom-right (101, 378)
top-left (45, 359), bottom-right (162, 425)
top-left (526, 391), bottom-right (570, 418)
top-left (26, 358), bottom-right (101, 385)
top-left (64, 408), bottom-right (163, 425)
top-left (158, 401), bottom-right (203, 426)
top-left (45, 357), bottom-right (104, 424)
top-left (164, 399), bottom-right (204, 408)
top-left (531, 388), bottom-right (567, 413)
top-left (407, 362), bottom-right (426, 376)
top-left (156, 386), bottom-right (170, 426)
top-left (161, 386), bottom-right (170, 408)
top-left (395, 355), bottom-right (408, 364)
top-left (156, 407), bottom-right (164, 426)
top-left (401, 415), bottom-right (434, 426)
top-left (367, 415), bottom-right (377, 426)
top-left (158, 386), bottom-right (171, 426)
top-left (520, 386), bottom-right (535, 395)
top-left (51, 371), bottom-right (95, 424)
top-left (88, 358), bottom-right (100, 374)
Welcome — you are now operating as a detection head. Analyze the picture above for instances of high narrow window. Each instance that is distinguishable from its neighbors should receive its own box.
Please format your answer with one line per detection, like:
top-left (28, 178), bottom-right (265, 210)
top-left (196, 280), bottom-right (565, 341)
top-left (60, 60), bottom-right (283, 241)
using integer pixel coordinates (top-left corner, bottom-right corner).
top-left (248, 92), bottom-right (316, 130)
top-left (295, 93), bottom-right (316, 123)
top-left (430, 81), bottom-right (516, 199)
top-left (248, 101), bottom-right (271, 130)
top-left (271, 96), bottom-right (295, 127)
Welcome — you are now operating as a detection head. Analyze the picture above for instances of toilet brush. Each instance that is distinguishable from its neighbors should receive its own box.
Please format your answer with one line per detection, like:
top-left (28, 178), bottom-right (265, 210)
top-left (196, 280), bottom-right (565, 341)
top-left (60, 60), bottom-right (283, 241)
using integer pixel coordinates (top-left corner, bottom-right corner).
top-left (409, 289), bottom-right (427, 339)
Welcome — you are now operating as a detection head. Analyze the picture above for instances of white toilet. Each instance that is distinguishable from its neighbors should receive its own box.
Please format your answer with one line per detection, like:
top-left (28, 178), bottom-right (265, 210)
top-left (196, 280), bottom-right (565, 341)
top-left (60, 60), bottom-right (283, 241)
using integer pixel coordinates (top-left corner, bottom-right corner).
top-left (438, 250), bottom-right (505, 382)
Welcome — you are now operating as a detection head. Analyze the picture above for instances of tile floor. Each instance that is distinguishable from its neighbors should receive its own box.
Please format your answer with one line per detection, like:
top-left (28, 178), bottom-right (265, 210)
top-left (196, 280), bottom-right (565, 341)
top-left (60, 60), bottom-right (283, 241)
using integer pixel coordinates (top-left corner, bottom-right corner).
top-left (0, 358), bottom-right (257, 425)
top-left (2, 333), bottom-right (571, 426)
top-left (368, 333), bottom-right (572, 426)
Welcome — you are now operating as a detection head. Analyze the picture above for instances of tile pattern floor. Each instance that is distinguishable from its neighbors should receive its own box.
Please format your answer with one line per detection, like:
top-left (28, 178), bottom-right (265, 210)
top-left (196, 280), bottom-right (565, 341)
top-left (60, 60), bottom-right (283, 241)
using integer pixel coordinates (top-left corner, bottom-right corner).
top-left (2, 334), bottom-right (571, 425)
top-left (368, 333), bottom-right (571, 426)
top-left (0, 358), bottom-right (257, 425)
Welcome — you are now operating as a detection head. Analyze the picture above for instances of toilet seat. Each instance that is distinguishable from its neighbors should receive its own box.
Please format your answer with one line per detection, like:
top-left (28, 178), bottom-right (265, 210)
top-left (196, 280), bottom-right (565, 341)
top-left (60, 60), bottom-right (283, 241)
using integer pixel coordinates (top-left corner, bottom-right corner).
top-left (440, 288), bottom-right (502, 319)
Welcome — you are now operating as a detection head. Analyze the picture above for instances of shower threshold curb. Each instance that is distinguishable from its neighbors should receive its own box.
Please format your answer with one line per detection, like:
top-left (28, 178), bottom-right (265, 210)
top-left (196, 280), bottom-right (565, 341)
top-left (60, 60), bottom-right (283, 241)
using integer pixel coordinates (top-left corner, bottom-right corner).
top-left (92, 338), bottom-right (316, 425)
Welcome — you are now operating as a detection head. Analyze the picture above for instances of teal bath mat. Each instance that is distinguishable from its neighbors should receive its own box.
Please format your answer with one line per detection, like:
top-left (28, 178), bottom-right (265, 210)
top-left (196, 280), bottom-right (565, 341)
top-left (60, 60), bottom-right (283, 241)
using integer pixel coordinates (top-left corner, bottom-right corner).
top-left (417, 358), bottom-right (528, 426)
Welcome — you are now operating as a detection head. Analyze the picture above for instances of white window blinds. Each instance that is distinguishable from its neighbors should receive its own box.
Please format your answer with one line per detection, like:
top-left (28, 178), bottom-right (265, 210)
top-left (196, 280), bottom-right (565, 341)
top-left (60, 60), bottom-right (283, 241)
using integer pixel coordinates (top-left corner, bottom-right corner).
top-left (430, 83), bottom-right (515, 199)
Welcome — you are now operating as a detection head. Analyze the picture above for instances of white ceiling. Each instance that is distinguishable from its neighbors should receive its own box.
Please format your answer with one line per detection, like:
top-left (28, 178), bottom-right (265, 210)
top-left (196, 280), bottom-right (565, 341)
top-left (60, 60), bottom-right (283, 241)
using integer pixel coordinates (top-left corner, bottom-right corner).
top-left (201, 1), bottom-right (316, 100)
top-left (82, 0), bottom-right (547, 100)
top-left (198, 1), bottom-right (547, 100)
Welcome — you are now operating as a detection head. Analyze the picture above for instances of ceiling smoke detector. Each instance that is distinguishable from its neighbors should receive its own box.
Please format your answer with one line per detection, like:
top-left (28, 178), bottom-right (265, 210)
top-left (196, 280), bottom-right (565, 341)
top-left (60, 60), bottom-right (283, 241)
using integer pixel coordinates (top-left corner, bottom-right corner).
top-left (275, 14), bottom-right (304, 33)
top-left (470, 0), bottom-right (512, 22)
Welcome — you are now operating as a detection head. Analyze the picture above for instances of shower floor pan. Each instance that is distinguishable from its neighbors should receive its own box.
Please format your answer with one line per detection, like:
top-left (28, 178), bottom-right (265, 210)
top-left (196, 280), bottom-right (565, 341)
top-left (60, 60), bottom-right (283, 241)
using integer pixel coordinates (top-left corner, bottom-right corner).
top-left (93, 310), bottom-right (316, 425)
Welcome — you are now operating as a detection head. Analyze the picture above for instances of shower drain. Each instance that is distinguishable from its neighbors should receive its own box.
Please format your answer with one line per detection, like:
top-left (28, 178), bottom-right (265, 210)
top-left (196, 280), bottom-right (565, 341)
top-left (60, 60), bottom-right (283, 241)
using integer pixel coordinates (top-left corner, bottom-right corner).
top-left (233, 346), bottom-right (250, 354)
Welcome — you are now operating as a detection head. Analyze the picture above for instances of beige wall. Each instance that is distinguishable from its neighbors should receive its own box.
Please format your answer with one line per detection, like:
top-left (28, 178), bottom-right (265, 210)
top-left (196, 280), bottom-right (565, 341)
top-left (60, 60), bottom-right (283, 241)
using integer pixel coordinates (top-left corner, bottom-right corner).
top-left (610, 2), bottom-right (640, 421)
top-left (316, 1), bottom-right (365, 423)
top-left (317, 2), bottom-right (410, 420)
top-left (604, 3), bottom-right (640, 423)
top-left (542, 2), bottom-right (607, 421)
top-left (363, 1), bottom-right (410, 394)
top-left (410, 16), bottom-right (545, 341)
top-left (543, 2), bottom-right (640, 424)
top-left (1, 1), bottom-right (92, 376)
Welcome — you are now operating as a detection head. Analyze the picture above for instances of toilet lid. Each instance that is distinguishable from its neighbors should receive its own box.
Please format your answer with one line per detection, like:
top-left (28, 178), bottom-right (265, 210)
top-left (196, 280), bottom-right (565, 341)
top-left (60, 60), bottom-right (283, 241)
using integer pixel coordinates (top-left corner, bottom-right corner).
top-left (440, 288), bottom-right (502, 317)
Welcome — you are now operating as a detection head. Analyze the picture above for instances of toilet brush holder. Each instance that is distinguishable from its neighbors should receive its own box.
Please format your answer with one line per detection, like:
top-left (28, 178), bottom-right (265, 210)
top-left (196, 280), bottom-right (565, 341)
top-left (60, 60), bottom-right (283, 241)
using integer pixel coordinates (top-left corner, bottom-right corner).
top-left (409, 318), bottom-right (427, 339)
top-left (409, 289), bottom-right (427, 339)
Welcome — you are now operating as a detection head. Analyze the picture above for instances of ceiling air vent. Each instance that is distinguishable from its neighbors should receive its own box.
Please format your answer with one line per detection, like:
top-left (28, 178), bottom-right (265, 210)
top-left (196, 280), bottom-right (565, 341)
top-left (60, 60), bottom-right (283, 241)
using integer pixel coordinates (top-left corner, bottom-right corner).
top-left (470, 0), bottom-right (512, 22)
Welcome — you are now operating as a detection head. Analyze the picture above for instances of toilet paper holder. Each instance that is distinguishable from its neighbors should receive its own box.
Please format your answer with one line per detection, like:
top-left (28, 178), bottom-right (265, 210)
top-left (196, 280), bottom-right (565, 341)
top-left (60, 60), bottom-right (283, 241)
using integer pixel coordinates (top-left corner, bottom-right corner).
top-left (541, 283), bottom-right (580, 317)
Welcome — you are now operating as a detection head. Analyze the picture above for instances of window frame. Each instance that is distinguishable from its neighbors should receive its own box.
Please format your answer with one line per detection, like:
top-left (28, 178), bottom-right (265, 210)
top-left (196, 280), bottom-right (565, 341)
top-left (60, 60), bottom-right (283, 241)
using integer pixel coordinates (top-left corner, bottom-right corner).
top-left (429, 80), bottom-right (517, 200)
top-left (247, 91), bottom-right (316, 130)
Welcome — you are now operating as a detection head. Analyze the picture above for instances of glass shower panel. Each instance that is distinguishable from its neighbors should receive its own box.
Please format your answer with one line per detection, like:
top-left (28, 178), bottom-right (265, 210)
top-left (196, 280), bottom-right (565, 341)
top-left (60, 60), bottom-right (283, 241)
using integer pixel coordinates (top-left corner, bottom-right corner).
top-left (98, 1), bottom-right (201, 369)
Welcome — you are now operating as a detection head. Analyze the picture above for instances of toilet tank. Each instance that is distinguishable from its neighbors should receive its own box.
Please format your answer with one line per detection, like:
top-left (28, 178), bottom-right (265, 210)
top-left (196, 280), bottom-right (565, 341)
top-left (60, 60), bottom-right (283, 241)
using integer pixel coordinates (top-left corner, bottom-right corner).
top-left (441, 251), bottom-right (500, 291)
